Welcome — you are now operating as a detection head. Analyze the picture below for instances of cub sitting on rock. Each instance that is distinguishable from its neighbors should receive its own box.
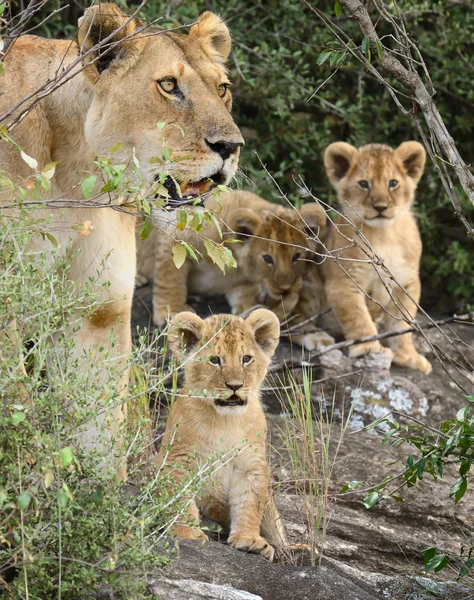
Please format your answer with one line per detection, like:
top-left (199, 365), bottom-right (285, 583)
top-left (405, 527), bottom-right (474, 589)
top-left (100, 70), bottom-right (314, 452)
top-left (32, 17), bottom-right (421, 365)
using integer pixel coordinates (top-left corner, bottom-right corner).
top-left (137, 190), bottom-right (333, 350)
top-left (322, 141), bottom-right (432, 373)
top-left (156, 309), bottom-right (286, 561)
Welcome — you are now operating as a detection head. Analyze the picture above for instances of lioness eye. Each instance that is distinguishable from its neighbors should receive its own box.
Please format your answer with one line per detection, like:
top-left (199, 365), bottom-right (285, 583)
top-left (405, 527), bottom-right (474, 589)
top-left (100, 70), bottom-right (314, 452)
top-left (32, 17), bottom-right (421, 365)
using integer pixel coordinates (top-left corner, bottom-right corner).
top-left (293, 253), bottom-right (301, 262)
top-left (242, 355), bottom-right (252, 365)
top-left (358, 180), bottom-right (370, 190)
top-left (389, 179), bottom-right (399, 189)
top-left (263, 254), bottom-right (274, 265)
top-left (159, 79), bottom-right (177, 93)
top-left (217, 84), bottom-right (228, 98)
top-left (209, 356), bottom-right (221, 366)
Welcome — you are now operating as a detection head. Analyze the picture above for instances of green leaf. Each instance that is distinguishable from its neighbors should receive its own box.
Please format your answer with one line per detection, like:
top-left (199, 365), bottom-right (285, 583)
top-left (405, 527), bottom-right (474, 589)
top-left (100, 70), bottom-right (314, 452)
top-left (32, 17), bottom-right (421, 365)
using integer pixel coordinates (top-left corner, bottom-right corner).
top-left (176, 209), bottom-right (188, 231)
top-left (156, 121), bottom-right (166, 130)
top-left (339, 480), bottom-right (361, 493)
top-left (182, 241), bottom-right (199, 262)
top-left (57, 488), bottom-right (69, 508)
top-left (456, 406), bottom-right (470, 421)
top-left (140, 217), bottom-right (153, 241)
top-left (0, 61), bottom-right (4, 77)
top-left (45, 232), bottom-right (58, 248)
top-left (109, 142), bottom-right (123, 155)
top-left (317, 50), bottom-right (332, 66)
top-left (363, 491), bottom-right (379, 509)
top-left (82, 175), bottom-right (96, 199)
top-left (449, 476), bottom-right (467, 503)
top-left (60, 447), bottom-right (73, 468)
top-left (425, 553), bottom-right (449, 573)
top-left (423, 546), bottom-right (437, 566)
top-left (12, 411), bottom-right (26, 426)
top-left (172, 243), bottom-right (187, 269)
top-left (162, 147), bottom-right (171, 161)
top-left (361, 38), bottom-right (368, 54)
top-left (334, 1), bottom-right (342, 18)
top-left (18, 491), bottom-right (32, 510)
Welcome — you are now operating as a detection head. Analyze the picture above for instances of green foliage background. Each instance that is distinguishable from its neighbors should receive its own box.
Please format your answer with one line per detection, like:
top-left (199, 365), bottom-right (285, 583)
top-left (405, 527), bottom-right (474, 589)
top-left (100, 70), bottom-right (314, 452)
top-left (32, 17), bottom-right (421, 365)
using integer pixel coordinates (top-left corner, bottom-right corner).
top-left (13, 0), bottom-right (474, 309)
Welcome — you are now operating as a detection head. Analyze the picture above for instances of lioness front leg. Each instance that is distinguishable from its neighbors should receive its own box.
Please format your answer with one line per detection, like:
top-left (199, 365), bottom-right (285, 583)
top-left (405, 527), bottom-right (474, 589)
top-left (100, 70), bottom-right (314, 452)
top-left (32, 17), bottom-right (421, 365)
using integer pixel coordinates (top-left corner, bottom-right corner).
top-left (227, 474), bottom-right (274, 561)
top-left (153, 240), bottom-right (194, 327)
top-left (384, 279), bottom-right (432, 374)
top-left (327, 283), bottom-right (393, 360)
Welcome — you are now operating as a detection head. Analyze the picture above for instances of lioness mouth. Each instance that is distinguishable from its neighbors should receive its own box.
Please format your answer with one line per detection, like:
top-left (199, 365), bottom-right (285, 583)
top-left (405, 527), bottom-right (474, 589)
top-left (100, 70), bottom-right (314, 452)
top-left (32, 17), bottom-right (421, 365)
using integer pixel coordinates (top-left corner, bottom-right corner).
top-left (215, 394), bottom-right (246, 407)
top-left (154, 173), bottom-right (224, 208)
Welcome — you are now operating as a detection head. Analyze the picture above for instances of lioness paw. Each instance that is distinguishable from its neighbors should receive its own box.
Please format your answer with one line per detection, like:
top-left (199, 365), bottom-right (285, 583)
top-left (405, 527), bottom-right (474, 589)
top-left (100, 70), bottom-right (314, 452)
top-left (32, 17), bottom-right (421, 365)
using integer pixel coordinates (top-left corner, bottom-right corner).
top-left (228, 533), bottom-right (274, 561)
top-left (349, 341), bottom-right (393, 360)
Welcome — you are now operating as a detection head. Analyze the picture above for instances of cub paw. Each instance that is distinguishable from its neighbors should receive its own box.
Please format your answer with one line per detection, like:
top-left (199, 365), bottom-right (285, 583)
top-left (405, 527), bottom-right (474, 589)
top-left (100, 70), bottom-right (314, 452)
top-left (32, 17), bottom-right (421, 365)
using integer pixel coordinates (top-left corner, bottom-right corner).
top-left (349, 341), bottom-right (393, 360)
top-left (153, 304), bottom-right (195, 328)
top-left (302, 331), bottom-right (335, 351)
top-left (394, 352), bottom-right (432, 374)
top-left (171, 524), bottom-right (209, 541)
top-left (228, 533), bottom-right (274, 562)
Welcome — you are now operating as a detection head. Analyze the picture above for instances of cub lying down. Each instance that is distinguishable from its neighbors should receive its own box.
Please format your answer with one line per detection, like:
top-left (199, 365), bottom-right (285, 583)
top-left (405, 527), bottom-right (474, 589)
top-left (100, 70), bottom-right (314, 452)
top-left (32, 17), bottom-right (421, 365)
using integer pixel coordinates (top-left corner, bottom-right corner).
top-left (138, 190), bottom-right (333, 350)
top-left (323, 141), bottom-right (432, 373)
top-left (156, 309), bottom-right (286, 561)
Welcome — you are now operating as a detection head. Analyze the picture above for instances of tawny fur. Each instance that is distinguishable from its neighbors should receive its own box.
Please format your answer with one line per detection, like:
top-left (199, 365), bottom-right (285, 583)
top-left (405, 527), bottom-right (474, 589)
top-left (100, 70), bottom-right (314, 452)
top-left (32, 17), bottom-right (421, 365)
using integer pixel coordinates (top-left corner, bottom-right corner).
top-left (156, 310), bottom-right (287, 561)
top-left (0, 4), bottom-right (243, 472)
top-left (137, 190), bottom-right (334, 350)
top-left (322, 141), bottom-right (432, 374)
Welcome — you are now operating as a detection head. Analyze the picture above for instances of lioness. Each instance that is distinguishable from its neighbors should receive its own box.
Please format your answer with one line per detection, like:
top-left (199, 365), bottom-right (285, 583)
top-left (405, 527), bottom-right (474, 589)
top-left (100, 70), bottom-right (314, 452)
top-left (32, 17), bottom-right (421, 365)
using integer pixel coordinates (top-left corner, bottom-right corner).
top-left (156, 309), bottom-right (286, 561)
top-left (138, 190), bottom-right (333, 350)
top-left (323, 141), bottom-right (432, 373)
top-left (1, 4), bottom-right (243, 468)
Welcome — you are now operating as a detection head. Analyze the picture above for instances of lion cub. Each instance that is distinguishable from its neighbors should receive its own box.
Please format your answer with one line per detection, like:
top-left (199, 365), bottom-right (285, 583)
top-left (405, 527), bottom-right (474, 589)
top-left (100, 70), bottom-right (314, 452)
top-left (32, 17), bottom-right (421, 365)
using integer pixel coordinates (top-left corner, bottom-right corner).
top-left (138, 190), bottom-right (332, 350)
top-left (156, 309), bottom-right (286, 561)
top-left (323, 141), bottom-right (432, 373)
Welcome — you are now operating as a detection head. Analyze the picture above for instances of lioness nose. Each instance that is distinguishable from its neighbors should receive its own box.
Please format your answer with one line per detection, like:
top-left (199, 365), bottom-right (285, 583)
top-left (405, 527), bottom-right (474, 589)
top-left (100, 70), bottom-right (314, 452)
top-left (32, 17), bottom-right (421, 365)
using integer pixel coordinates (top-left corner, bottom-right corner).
top-left (206, 139), bottom-right (243, 161)
top-left (225, 382), bottom-right (243, 392)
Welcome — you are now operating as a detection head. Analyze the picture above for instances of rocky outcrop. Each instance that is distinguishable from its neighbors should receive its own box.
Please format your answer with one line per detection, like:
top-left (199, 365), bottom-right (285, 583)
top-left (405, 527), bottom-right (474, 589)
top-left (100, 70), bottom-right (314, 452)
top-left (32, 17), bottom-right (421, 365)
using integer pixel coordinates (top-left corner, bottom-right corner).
top-left (132, 287), bottom-right (473, 599)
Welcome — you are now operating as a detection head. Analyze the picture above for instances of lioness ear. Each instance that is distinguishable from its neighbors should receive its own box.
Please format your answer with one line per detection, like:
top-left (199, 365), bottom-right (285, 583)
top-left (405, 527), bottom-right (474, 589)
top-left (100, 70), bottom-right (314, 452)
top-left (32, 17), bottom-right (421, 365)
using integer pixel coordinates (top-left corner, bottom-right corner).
top-left (77, 3), bottom-right (138, 82)
top-left (189, 12), bottom-right (232, 63)
top-left (299, 202), bottom-right (327, 238)
top-left (324, 142), bottom-right (359, 186)
top-left (246, 309), bottom-right (280, 357)
top-left (395, 141), bottom-right (426, 185)
top-left (228, 208), bottom-right (262, 242)
top-left (169, 312), bottom-right (204, 357)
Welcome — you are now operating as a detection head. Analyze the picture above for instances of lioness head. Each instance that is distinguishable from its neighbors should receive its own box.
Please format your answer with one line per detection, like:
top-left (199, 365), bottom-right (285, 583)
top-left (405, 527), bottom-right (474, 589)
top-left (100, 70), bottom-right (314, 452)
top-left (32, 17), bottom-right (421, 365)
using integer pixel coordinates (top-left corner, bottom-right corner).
top-left (227, 199), bottom-right (326, 299)
top-left (77, 4), bottom-right (243, 206)
top-left (170, 309), bottom-right (279, 415)
top-left (324, 142), bottom-right (426, 228)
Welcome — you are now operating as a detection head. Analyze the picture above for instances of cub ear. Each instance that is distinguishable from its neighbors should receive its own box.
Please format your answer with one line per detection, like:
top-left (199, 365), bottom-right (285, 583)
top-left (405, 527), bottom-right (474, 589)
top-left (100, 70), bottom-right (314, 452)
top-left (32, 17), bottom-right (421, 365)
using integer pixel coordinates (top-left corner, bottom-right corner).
top-left (228, 207), bottom-right (262, 242)
top-left (245, 308), bottom-right (280, 358)
top-left (189, 12), bottom-right (231, 63)
top-left (324, 142), bottom-right (359, 186)
top-left (395, 141), bottom-right (426, 185)
top-left (169, 312), bottom-right (204, 357)
top-left (77, 3), bottom-right (138, 83)
top-left (299, 202), bottom-right (327, 238)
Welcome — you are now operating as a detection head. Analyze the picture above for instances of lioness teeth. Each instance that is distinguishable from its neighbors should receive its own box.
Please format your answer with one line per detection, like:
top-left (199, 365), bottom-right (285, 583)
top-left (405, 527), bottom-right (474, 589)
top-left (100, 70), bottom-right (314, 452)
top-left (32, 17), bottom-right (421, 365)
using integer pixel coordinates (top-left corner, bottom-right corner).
top-left (180, 179), bottom-right (211, 197)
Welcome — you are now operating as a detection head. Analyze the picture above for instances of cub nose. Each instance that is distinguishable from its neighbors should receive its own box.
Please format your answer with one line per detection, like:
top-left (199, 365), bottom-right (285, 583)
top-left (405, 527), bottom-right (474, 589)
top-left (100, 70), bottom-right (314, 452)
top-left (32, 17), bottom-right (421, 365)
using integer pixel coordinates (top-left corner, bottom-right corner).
top-left (206, 139), bottom-right (243, 161)
top-left (225, 382), bottom-right (243, 392)
top-left (373, 204), bottom-right (388, 214)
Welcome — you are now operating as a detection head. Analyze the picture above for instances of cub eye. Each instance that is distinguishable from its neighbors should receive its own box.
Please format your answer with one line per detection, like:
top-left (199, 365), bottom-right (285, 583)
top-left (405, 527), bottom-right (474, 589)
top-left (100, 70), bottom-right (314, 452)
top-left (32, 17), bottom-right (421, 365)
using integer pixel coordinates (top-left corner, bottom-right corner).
top-left (242, 355), bottom-right (252, 365)
top-left (263, 254), bottom-right (274, 265)
top-left (217, 84), bottom-right (228, 98)
top-left (159, 79), bottom-right (177, 94)
top-left (358, 180), bottom-right (370, 190)
top-left (389, 179), bottom-right (399, 189)
top-left (209, 356), bottom-right (221, 366)
top-left (292, 253), bottom-right (301, 262)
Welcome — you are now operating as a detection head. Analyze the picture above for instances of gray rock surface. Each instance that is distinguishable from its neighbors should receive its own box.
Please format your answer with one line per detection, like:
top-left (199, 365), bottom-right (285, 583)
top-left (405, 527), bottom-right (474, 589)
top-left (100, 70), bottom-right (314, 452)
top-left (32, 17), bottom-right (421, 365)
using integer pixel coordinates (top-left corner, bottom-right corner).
top-left (132, 288), bottom-right (474, 599)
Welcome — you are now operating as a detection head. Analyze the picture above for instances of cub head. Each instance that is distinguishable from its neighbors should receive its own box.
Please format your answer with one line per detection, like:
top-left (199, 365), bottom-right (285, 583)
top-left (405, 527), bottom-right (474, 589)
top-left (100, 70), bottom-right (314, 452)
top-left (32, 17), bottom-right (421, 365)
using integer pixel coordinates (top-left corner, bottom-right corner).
top-left (227, 199), bottom-right (326, 300)
top-left (324, 142), bottom-right (426, 228)
top-left (77, 4), bottom-right (243, 207)
top-left (169, 309), bottom-right (280, 415)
